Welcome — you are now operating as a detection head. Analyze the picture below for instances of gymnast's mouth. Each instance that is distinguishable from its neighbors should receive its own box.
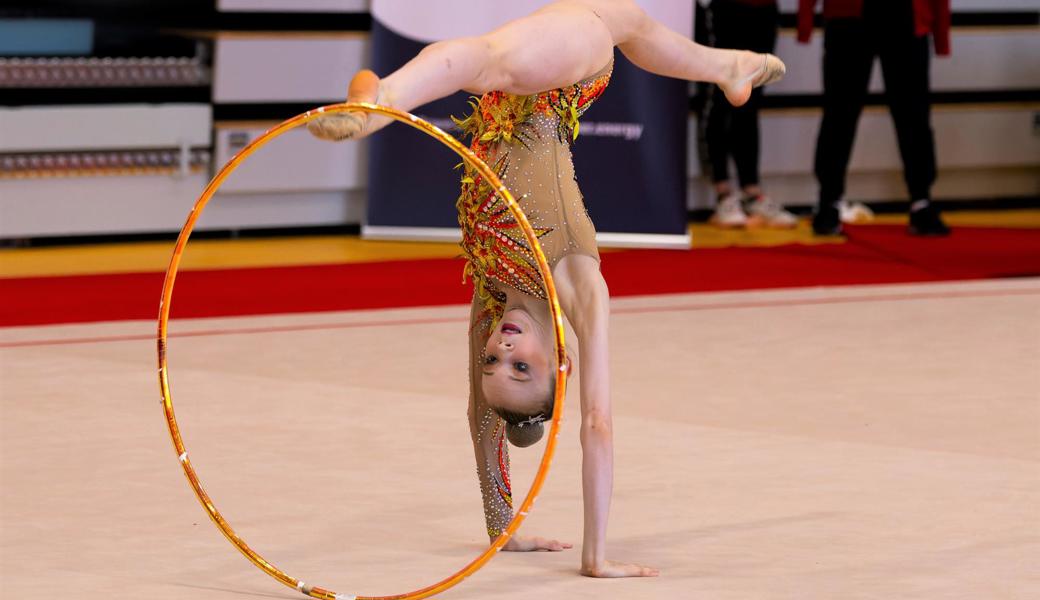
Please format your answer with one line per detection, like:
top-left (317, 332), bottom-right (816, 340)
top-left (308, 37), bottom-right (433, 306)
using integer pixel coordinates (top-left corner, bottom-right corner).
top-left (500, 322), bottom-right (522, 335)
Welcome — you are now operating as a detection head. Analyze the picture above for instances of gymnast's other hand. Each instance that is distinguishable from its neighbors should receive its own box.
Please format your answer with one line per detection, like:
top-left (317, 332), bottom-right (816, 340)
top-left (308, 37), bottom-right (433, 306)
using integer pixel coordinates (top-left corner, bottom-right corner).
top-left (501, 535), bottom-right (573, 552)
top-left (580, 559), bottom-right (659, 578)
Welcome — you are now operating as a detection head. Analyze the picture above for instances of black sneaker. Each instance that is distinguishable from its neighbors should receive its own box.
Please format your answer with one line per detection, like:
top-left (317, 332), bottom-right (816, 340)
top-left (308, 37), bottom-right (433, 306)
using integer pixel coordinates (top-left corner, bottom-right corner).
top-left (812, 204), bottom-right (844, 236)
top-left (908, 204), bottom-right (950, 237)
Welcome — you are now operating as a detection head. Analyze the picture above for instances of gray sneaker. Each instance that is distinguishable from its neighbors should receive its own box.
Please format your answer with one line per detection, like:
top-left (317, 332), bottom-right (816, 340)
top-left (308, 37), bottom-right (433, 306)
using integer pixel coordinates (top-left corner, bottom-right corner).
top-left (746, 195), bottom-right (798, 229)
top-left (710, 193), bottom-right (749, 228)
top-left (838, 199), bottom-right (875, 223)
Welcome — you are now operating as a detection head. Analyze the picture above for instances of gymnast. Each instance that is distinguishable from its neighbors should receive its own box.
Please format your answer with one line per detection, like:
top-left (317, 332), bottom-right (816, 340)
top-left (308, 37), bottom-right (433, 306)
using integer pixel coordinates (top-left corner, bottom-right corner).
top-left (309, 0), bottom-right (784, 578)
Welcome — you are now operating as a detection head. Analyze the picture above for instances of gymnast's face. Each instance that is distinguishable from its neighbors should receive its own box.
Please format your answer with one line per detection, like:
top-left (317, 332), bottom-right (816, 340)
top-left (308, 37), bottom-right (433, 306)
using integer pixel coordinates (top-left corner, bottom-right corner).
top-left (482, 308), bottom-right (553, 415)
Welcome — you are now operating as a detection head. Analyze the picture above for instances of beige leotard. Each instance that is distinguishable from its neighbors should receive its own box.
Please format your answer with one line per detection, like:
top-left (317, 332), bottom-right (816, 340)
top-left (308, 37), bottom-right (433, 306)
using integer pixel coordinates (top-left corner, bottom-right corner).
top-left (458, 60), bottom-right (613, 538)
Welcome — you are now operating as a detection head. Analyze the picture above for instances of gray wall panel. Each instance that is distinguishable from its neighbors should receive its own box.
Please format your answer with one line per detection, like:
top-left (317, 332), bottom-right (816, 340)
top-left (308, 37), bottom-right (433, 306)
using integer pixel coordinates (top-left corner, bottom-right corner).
top-left (212, 34), bottom-right (368, 103)
top-left (0, 104), bottom-right (211, 152)
top-left (0, 174), bottom-right (210, 237)
top-left (213, 123), bottom-right (366, 193)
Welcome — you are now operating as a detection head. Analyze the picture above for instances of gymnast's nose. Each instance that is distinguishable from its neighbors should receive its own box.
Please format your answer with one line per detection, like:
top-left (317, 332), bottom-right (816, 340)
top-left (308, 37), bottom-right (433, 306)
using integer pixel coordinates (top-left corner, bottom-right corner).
top-left (498, 338), bottom-right (514, 351)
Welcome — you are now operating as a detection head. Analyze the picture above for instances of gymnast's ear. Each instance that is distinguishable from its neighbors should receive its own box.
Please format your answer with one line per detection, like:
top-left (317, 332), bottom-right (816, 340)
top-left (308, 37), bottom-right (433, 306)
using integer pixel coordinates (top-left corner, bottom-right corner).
top-left (564, 354), bottom-right (574, 378)
top-left (506, 422), bottom-right (544, 448)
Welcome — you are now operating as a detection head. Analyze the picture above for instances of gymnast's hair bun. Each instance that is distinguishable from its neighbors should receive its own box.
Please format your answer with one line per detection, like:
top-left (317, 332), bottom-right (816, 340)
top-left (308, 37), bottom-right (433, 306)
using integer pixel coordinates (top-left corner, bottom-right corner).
top-left (506, 422), bottom-right (544, 448)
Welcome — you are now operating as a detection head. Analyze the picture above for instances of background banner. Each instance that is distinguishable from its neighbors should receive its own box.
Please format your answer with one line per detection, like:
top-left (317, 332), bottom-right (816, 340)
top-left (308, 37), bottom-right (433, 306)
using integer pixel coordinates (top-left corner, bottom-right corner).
top-left (364, 0), bottom-right (691, 247)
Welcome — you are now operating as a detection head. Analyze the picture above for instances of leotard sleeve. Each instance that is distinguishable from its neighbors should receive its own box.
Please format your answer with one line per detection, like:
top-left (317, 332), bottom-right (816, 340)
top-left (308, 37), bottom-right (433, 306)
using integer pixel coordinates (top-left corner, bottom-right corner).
top-left (467, 295), bottom-right (513, 540)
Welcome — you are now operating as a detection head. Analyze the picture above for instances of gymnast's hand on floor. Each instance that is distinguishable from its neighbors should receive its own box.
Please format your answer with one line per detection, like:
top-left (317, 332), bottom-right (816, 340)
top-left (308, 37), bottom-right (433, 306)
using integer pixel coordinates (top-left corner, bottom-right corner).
top-left (580, 559), bottom-right (660, 578)
top-left (501, 535), bottom-right (573, 552)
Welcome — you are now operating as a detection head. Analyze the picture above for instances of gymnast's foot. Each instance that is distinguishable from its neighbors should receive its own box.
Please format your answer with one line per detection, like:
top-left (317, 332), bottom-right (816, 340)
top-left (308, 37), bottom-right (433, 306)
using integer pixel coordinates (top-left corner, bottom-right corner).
top-left (720, 51), bottom-right (785, 107)
top-left (307, 69), bottom-right (382, 141)
top-left (581, 559), bottom-right (660, 578)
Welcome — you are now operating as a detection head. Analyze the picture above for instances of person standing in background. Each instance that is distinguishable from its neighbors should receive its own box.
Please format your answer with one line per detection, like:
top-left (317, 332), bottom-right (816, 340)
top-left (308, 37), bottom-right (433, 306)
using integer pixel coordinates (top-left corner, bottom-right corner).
top-left (800, 0), bottom-right (952, 237)
top-left (705, 0), bottom-right (798, 229)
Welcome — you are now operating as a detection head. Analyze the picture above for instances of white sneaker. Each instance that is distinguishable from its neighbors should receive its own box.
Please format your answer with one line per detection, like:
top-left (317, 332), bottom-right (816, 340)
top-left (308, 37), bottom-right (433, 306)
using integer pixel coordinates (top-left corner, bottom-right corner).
top-left (710, 193), bottom-right (748, 228)
top-left (746, 194), bottom-right (798, 229)
top-left (838, 199), bottom-right (875, 223)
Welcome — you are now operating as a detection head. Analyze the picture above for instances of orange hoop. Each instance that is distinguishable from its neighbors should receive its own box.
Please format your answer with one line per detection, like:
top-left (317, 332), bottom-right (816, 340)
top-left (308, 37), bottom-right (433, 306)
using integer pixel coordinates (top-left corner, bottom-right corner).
top-left (156, 102), bottom-right (568, 600)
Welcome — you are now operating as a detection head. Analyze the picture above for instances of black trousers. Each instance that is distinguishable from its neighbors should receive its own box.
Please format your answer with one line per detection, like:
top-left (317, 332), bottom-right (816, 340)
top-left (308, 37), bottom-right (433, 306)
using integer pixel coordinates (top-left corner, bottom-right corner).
top-left (815, 0), bottom-right (937, 208)
top-left (705, 0), bottom-right (778, 187)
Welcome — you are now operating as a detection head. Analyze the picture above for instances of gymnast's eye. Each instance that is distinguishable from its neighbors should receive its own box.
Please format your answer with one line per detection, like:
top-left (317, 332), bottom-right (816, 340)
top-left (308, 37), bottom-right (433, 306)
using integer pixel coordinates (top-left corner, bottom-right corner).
top-left (484, 355), bottom-right (498, 365)
top-left (514, 361), bottom-right (529, 373)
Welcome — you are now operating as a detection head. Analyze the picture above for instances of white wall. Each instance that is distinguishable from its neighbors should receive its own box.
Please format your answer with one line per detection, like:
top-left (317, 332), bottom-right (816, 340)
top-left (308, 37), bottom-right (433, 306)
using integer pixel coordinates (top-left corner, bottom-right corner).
top-left (2, 2), bottom-right (1036, 238)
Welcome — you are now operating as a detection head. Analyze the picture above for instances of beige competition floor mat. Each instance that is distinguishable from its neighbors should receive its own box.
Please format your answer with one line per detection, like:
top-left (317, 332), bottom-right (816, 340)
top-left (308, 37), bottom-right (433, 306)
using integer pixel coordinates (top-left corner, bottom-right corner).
top-left (2, 279), bottom-right (1038, 599)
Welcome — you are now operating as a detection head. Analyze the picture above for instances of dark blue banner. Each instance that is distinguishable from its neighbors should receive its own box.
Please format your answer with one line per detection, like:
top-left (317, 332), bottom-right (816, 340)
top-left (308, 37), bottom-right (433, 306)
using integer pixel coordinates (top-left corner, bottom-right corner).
top-left (365, 14), bottom-right (689, 246)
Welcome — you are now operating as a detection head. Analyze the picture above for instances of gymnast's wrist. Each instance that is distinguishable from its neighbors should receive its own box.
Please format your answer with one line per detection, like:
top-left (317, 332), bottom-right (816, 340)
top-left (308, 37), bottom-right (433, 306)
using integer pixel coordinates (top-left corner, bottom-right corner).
top-left (580, 558), bottom-right (604, 575)
top-left (581, 546), bottom-right (606, 570)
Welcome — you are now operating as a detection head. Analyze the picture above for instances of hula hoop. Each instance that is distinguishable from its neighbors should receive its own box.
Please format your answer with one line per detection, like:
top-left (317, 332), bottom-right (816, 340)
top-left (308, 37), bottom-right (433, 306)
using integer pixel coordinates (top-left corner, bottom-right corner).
top-left (157, 103), bottom-right (569, 600)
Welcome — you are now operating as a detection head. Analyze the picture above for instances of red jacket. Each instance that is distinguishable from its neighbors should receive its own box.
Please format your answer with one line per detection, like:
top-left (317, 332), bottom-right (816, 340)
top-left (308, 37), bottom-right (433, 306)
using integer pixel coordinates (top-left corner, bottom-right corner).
top-left (797, 0), bottom-right (951, 55)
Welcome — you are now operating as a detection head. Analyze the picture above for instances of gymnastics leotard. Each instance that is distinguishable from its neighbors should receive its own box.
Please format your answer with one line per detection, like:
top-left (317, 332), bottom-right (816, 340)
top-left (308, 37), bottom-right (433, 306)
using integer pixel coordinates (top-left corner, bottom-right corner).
top-left (456, 59), bottom-right (613, 538)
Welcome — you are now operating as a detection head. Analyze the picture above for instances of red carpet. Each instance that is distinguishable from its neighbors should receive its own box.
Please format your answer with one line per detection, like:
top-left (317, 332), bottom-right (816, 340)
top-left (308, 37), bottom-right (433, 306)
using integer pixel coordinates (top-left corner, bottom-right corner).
top-left (3, 224), bottom-right (1039, 327)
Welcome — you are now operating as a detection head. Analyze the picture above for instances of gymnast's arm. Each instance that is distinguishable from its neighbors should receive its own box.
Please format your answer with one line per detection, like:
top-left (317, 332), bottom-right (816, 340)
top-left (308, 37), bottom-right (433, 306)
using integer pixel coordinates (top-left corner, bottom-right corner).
top-left (555, 255), bottom-right (658, 577)
top-left (467, 296), bottom-right (515, 543)
top-left (467, 296), bottom-right (570, 552)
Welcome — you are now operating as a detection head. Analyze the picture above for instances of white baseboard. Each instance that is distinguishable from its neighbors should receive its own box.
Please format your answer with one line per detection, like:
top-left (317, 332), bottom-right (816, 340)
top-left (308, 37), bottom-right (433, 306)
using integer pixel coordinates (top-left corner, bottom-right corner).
top-left (362, 225), bottom-right (691, 249)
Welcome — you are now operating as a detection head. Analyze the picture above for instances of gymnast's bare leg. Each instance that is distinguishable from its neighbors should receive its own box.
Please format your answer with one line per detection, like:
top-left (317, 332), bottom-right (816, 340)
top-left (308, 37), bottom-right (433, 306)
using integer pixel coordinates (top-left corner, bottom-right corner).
top-left (308, 0), bottom-right (784, 141)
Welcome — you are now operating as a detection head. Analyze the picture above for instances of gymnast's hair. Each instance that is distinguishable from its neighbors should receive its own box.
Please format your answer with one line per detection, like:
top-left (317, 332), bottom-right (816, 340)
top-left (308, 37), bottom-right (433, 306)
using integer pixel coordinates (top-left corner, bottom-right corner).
top-left (495, 374), bottom-right (556, 448)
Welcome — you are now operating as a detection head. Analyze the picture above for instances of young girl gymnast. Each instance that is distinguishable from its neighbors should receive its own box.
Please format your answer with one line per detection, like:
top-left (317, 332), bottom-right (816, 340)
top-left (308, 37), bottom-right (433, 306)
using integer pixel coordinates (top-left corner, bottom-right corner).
top-left (309, 0), bottom-right (784, 578)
